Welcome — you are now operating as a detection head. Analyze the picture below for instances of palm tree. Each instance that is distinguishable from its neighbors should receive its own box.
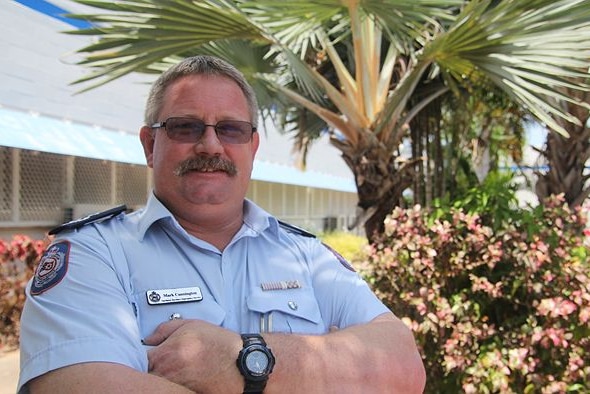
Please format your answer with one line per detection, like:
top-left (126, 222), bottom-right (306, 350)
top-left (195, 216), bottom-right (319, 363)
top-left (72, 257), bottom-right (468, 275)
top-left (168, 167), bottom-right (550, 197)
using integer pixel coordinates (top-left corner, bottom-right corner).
top-left (534, 84), bottom-right (590, 208)
top-left (65, 0), bottom-right (590, 240)
top-left (409, 83), bottom-right (527, 208)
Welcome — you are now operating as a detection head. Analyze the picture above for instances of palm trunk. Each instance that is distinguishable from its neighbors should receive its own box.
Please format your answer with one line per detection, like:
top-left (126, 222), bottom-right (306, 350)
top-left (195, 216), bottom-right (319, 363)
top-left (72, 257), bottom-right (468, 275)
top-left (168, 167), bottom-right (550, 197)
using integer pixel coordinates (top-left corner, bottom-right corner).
top-left (341, 137), bottom-right (416, 242)
top-left (360, 168), bottom-right (415, 242)
top-left (535, 127), bottom-right (590, 207)
top-left (535, 89), bottom-right (590, 208)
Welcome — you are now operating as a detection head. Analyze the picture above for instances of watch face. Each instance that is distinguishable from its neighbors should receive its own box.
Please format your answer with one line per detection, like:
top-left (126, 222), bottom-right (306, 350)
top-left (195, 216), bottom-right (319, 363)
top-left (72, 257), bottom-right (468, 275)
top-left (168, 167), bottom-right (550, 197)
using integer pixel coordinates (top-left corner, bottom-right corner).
top-left (245, 349), bottom-right (269, 374)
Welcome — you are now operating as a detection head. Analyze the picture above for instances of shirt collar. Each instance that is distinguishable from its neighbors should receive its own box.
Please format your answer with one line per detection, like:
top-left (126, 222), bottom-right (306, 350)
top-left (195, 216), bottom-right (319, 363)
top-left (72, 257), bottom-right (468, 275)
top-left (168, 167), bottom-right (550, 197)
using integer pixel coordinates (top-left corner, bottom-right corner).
top-left (135, 193), bottom-right (281, 241)
top-left (136, 192), bottom-right (174, 241)
top-left (242, 198), bottom-right (280, 237)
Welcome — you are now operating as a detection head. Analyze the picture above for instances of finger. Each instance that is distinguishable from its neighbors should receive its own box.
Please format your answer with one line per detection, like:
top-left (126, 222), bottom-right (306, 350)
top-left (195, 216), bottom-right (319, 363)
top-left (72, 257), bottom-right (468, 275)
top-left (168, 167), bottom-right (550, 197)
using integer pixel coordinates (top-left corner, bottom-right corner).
top-left (147, 350), bottom-right (155, 372)
top-left (147, 347), bottom-right (165, 373)
top-left (143, 319), bottom-right (188, 345)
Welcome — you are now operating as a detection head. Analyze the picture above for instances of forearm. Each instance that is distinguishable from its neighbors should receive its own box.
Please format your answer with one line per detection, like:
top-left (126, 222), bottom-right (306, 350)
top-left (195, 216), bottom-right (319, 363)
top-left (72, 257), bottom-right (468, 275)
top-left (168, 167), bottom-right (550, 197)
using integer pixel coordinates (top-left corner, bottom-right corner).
top-left (28, 362), bottom-right (194, 394)
top-left (264, 313), bottom-right (425, 394)
top-left (145, 315), bottom-right (425, 393)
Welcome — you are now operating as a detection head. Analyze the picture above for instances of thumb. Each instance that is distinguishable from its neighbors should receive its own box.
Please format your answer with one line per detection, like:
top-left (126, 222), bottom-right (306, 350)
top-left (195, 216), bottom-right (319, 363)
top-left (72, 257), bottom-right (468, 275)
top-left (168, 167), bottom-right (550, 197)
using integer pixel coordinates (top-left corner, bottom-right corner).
top-left (143, 319), bottom-right (188, 346)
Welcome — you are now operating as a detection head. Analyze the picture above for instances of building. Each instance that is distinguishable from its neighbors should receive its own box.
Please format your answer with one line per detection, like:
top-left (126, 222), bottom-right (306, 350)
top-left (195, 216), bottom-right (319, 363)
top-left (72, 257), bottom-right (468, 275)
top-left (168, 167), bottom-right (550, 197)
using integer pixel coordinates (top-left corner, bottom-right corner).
top-left (1, 0), bottom-right (360, 239)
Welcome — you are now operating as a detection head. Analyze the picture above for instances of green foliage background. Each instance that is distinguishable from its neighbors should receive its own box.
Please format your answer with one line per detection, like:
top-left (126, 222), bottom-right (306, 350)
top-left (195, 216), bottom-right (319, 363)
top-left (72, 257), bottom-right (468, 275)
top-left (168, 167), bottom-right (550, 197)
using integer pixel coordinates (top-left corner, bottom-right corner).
top-left (319, 231), bottom-right (367, 264)
top-left (357, 174), bottom-right (590, 393)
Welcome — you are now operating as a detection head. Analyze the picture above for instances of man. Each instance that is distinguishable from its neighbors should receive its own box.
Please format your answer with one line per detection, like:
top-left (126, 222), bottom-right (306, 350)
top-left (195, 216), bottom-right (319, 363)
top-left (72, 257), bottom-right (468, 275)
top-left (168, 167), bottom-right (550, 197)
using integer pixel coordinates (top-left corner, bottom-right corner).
top-left (19, 55), bottom-right (425, 393)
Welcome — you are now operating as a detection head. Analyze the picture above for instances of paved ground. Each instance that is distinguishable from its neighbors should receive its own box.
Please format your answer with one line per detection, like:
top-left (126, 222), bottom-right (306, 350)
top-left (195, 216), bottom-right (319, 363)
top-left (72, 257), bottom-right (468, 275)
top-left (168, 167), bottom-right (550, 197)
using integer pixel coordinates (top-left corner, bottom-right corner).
top-left (0, 349), bottom-right (19, 394)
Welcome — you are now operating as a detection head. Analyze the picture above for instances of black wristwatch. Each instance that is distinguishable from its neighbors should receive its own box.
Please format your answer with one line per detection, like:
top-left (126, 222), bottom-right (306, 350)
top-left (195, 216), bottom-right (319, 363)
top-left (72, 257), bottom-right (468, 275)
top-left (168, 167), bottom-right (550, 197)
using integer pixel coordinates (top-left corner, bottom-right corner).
top-left (236, 334), bottom-right (275, 393)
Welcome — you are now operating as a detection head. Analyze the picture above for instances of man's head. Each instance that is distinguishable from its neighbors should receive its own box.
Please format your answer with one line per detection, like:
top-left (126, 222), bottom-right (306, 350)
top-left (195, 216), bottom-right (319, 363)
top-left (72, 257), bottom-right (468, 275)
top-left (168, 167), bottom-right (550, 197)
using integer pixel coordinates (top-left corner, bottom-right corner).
top-left (144, 55), bottom-right (259, 128)
top-left (139, 55), bottom-right (260, 230)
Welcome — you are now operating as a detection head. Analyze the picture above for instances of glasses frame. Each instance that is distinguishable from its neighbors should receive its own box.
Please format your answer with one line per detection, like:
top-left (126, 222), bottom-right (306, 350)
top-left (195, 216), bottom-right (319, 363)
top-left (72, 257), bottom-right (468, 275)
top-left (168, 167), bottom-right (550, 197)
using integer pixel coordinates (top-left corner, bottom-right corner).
top-left (150, 116), bottom-right (256, 144)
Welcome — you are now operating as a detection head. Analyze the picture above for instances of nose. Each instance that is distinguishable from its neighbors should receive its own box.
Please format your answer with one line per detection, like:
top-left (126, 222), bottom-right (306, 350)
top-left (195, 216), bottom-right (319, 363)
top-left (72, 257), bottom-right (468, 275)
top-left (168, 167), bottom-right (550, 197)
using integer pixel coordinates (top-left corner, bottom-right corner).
top-left (194, 125), bottom-right (224, 154)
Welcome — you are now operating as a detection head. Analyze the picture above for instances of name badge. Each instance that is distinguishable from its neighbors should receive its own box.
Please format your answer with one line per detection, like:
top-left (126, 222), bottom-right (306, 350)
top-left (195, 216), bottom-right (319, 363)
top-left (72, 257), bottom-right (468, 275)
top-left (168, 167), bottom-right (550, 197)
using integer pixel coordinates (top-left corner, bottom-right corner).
top-left (146, 286), bottom-right (203, 305)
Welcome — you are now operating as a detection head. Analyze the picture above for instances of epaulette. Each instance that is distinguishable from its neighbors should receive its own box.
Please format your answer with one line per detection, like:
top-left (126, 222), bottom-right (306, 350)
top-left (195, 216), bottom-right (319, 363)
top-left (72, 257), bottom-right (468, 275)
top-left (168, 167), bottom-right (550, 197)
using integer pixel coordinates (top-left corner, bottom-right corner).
top-left (48, 205), bottom-right (127, 235)
top-left (278, 220), bottom-right (316, 238)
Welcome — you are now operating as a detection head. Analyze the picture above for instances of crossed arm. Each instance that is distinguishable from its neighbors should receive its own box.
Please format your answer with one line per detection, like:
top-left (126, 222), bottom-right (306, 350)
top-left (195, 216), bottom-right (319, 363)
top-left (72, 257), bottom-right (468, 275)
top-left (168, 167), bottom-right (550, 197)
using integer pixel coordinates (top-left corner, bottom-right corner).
top-left (28, 312), bottom-right (425, 394)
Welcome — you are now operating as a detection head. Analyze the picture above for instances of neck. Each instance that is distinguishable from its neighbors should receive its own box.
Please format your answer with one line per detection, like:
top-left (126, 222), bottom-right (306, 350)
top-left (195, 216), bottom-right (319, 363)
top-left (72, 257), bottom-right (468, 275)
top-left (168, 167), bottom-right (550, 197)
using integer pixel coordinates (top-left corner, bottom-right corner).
top-left (175, 206), bottom-right (244, 251)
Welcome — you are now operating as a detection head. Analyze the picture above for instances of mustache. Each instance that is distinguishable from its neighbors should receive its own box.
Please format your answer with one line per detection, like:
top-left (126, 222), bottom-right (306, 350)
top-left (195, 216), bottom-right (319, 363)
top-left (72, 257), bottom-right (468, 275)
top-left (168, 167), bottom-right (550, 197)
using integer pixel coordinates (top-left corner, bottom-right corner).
top-left (174, 156), bottom-right (237, 177)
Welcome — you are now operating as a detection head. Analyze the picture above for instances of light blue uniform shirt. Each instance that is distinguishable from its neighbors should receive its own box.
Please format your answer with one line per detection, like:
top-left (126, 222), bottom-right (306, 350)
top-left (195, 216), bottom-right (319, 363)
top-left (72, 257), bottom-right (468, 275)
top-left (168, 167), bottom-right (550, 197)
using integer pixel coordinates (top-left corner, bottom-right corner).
top-left (18, 193), bottom-right (389, 391)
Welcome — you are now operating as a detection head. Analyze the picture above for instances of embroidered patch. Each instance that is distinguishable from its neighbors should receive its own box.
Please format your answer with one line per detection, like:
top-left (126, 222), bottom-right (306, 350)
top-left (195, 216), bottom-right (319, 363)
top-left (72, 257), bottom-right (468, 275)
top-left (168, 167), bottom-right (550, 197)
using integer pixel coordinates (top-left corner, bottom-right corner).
top-left (322, 242), bottom-right (356, 272)
top-left (31, 241), bottom-right (70, 295)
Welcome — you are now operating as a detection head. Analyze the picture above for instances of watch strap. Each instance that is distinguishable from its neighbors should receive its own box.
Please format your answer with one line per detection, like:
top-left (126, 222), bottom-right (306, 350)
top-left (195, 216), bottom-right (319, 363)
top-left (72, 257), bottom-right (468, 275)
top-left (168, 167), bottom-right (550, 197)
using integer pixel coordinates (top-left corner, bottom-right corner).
top-left (241, 333), bottom-right (268, 348)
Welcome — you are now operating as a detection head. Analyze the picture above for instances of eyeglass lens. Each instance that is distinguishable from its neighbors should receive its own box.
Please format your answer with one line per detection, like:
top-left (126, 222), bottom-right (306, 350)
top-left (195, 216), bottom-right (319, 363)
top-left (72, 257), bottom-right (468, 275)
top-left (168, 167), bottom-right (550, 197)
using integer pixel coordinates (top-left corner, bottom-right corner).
top-left (159, 117), bottom-right (254, 144)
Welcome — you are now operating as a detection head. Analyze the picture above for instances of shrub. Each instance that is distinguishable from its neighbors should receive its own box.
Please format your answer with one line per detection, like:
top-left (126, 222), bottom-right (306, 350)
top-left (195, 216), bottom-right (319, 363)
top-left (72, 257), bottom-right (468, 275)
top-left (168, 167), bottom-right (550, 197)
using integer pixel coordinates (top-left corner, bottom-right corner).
top-left (358, 195), bottom-right (590, 393)
top-left (0, 235), bottom-right (46, 350)
top-left (319, 231), bottom-right (368, 263)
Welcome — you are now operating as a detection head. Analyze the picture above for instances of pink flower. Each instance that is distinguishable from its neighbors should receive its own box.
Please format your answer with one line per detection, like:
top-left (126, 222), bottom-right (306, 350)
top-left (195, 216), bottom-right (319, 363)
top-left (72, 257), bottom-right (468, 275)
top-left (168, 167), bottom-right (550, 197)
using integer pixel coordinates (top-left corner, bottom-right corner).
top-left (470, 275), bottom-right (503, 297)
top-left (556, 300), bottom-right (577, 317)
top-left (536, 297), bottom-right (577, 318)
top-left (579, 307), bottom-right (590, 324)
top-left (544, 381), bottom-right (567, 393)
top-left (548, 328), bottom-right (569, 348)
top-left (462, 383), bottom-right (478, 394)
top-left (542, 271), bottom-right (555, 282)
top-left (416, 301), bottom-right (427, 316)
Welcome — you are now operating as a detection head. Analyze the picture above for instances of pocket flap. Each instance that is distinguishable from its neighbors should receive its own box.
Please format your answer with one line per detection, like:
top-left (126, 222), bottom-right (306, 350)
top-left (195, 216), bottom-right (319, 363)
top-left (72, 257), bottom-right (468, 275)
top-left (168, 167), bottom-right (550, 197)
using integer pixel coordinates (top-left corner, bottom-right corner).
top-left (247, 287), bottom-right (322, 324)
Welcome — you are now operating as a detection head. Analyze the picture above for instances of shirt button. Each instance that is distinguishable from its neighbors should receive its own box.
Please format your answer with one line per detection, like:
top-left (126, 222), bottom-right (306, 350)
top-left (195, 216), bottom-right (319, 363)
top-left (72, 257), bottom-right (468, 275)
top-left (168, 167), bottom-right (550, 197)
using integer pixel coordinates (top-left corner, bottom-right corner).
top-left (288, 301), bottom-right (298, 311)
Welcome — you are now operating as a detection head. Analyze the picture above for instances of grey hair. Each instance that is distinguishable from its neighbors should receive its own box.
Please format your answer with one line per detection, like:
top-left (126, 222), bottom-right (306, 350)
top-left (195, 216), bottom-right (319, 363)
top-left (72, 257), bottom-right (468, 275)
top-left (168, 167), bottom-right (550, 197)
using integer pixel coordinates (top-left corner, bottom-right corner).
top-left (144, 55), bottom-right (259, 128)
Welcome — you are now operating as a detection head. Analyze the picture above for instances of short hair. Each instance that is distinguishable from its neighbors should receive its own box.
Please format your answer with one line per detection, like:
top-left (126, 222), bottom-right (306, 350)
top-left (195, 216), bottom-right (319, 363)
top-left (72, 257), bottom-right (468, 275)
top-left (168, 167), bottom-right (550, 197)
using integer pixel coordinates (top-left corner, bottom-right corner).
top-left (144, 55), bottom-right (259, 128)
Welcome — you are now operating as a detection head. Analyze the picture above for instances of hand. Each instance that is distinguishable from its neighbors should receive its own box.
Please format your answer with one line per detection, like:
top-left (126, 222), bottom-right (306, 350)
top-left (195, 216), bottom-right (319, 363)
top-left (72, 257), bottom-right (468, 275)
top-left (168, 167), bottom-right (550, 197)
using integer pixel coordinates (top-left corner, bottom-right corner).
top-left (144, 319), bottom-right (243, 394)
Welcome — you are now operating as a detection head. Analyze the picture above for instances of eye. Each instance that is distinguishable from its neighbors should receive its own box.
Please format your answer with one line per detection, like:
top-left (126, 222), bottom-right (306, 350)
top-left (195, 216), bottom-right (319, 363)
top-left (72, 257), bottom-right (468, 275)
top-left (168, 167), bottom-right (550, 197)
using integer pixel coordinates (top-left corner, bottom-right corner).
top-left (217, 121), bottom-right (245, 134)
top-left (170, 119), bottom-right (203, 137)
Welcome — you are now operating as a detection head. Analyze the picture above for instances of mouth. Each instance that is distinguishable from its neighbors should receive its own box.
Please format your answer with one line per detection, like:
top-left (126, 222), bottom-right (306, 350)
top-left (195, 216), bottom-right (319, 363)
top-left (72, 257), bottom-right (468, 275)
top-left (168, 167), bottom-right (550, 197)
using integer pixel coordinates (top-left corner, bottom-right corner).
top-left (174, 156), bottom-right (237, 177)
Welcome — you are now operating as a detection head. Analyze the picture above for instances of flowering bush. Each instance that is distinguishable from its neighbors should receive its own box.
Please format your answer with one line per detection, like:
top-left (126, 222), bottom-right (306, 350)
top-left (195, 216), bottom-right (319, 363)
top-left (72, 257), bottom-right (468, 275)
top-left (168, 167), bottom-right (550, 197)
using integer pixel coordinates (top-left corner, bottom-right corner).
top-left (0, 235), bottom-right (46, 350)
top-left (358, 195), bottom-right (590, 393)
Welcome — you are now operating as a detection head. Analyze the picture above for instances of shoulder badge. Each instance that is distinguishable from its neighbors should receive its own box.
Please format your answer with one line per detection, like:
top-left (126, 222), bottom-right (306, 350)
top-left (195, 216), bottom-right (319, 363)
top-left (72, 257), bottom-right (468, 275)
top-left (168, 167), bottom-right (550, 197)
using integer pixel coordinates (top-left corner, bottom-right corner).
top-left (48, 205), bottom-right (127, 235)
top-left (31, 240), bottom-right (70, 295)
top-left (278, 220), bottom-right (316, 238)
top-left (322, 242), bottom-right (356, 272)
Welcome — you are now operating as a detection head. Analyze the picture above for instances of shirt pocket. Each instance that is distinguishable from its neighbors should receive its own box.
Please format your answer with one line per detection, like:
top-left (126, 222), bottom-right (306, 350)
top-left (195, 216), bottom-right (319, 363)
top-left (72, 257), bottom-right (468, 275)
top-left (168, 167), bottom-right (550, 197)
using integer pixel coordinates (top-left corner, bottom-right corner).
top-left (247, 287), bottom-right (325, 334)
top-left (132, 288), bottom-right (226, 338)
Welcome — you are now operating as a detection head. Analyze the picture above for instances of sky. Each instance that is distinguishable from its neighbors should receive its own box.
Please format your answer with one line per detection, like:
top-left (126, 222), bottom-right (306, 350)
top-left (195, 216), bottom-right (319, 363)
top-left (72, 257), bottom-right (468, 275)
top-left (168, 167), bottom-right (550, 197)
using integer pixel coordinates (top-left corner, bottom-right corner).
top-left (524, 122), bottom-right (547, 148)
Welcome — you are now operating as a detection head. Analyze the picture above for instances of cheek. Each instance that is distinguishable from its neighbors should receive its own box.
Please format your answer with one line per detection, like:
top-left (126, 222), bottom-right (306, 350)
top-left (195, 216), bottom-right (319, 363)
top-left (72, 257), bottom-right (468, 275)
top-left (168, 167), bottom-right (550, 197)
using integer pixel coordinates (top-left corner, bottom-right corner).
top-left (230, 150), bottom-right (254, 175)
top-left (151, 141), bottom-right (184, 174)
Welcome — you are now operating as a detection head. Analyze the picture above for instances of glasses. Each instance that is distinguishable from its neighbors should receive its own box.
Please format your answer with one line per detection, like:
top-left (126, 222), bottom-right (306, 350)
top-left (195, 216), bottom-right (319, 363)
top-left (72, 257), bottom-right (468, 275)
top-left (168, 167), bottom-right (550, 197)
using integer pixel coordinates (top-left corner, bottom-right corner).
top-left (151, 117), bottom-right (256, 144)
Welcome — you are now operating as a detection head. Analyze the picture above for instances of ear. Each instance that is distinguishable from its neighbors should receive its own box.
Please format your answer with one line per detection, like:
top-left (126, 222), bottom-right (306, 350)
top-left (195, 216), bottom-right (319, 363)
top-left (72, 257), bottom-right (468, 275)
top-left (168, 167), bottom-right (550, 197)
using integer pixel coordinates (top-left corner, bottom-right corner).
top-left (251, 131), bottom-right (260, 160)
top-left (139, 126), bottom-right (155, 168)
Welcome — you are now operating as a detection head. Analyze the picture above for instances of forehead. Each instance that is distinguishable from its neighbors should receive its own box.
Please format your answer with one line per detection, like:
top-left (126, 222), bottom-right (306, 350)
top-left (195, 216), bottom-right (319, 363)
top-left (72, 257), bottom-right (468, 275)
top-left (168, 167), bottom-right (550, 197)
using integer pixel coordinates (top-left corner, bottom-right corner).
top-left (161, 75), bottom-right (249, 115)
